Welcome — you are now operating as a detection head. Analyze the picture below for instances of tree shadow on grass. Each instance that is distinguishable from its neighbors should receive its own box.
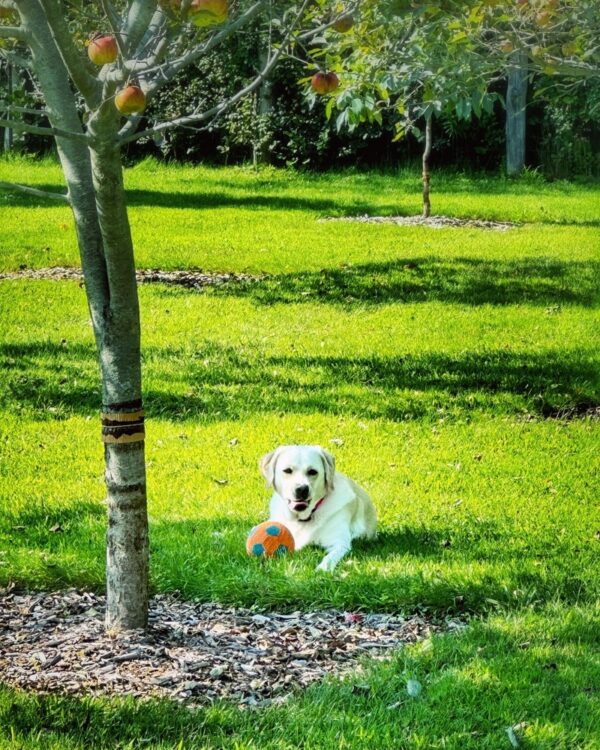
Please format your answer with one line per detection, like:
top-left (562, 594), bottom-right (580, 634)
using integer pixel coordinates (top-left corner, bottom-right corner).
top-left (3, 509), bottom-right (596, 615)
top-left (1, 341), bottom-right (598, 422)
top-left (211, 256), bottom-right (600, 308)
top-left (3, 183), bottom-right (600, 226)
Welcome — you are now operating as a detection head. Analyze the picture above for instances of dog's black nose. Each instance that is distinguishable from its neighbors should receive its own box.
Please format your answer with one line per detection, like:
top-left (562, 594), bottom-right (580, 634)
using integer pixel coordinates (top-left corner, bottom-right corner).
top-left (294, 484), bottom-right (310, 501)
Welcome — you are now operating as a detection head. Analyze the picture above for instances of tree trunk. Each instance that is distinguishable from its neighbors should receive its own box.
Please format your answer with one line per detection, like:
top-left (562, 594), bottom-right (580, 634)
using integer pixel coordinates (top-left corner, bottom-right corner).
top-left (506, 50), bottom-right (528, 176)
top-left (422, 113), bottom-right (432, 219)
top-left (254, 47), bottom-right (273, 167)
top-left (3, 62), bottom-right (14, 153)
top-left (89, 112), bottom-right (148, 631)
top-left (19, 1), bottom-right (149, 632)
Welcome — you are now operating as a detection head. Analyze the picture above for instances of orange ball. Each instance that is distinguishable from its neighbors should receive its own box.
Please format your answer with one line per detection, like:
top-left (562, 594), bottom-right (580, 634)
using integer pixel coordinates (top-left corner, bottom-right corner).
top-left (246, 521), bottom-right (295, 557)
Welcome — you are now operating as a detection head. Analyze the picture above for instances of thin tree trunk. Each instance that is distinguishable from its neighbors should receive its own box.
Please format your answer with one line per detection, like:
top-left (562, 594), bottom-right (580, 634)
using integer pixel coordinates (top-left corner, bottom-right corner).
top-left (506, 50), bottom-right (528, 176)
top-left (3, 62), bottom-right (14, 152)
top-left (89, 111), bottom-right (148, 631)
top-left (254, 47), bottom-right (273, 167)
top-left (19, 1), bottom-right (149, 632)
top-left (422, 113), bottom-right (432, 219)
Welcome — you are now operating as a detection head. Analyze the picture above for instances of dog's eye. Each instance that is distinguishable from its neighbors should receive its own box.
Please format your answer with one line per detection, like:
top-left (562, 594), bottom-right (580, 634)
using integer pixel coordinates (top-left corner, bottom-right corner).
top-left (282, 467), bottom-right (293, 474)
top-left (307, 469), bottom-right (318, 476)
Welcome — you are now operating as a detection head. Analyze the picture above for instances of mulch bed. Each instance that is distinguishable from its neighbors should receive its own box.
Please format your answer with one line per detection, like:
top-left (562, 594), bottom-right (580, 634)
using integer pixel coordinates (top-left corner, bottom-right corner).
top-left (0, 267), bottom-right (265, 289)
top-left (0, 588), bottom-right (461, 708)
top-left (322, 215), bottom-right (517, 231)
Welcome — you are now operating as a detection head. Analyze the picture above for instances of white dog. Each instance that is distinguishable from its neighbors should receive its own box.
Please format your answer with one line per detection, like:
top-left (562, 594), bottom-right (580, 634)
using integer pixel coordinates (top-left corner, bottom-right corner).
top-left (259, 445), bottom-right (377, 572)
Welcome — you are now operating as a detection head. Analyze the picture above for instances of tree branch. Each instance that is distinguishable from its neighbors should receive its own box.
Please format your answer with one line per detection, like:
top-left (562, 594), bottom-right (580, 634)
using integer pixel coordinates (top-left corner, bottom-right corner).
top-left (140, 1), bottom-right (267, 91)
top-left (0, 116), bottom-right (88, 142)
top-left (38, 0), bottom-right (102, 109)
top-left (121, 0), bottom-right (311, 144)
top-left (124, 0), bottom-right (158, 55)
top-left (0, 103), bottom-right (49, 116)
top-left (99, 0), bottom-right (129, 61)
top-left (0, 25), bottom-right (26, 40)
top-left (0, 180), bottom-right (69, 202)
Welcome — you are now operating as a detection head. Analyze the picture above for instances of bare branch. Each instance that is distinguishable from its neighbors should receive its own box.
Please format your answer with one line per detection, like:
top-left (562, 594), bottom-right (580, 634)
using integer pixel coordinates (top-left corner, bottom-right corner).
top-left (0, 116), bottom-right (88, 142)
top-left (37, 0), bottom-right (102, 108)
top-left (0, 102), bottom-right (49, 116)
top-left (125, 0), bottom-right (158, 55)
top-left (0, 25), bottom-right (26, 40)
top-left (99, 0), bottom-right (129, 61)
top-left (121, 0), bottom-right (312, 144)
top-left (0, 180), bottom-right (69, 202)
top-left (141, 1), bottom-right (267, 91)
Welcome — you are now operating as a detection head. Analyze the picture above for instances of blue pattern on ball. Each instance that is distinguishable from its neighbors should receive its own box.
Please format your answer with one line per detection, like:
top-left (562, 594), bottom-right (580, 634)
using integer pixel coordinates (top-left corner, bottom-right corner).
top-left (252, 543), bottom-right (265, 556)
top-left (266, 525), bottom-right (281, 537)
top-left (275, 544), bottom-right (288, 556)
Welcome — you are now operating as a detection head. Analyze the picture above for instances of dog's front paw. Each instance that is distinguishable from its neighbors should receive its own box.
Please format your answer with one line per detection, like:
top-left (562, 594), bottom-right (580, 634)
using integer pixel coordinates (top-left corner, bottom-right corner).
top-left (316, 558), bottom-right (337, 573)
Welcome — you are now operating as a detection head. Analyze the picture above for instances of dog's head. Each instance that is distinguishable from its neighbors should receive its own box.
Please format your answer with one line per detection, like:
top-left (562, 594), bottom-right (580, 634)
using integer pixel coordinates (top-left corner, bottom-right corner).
top-left (259, 445), bottom-right (336, 520)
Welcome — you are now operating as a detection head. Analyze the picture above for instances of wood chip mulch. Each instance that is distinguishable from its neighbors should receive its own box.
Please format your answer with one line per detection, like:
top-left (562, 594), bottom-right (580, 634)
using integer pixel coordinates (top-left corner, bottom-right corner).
top-left (321, 215), bottom-right (517, 231)
top-left (0, 267), bottom-right (265, 288)
top-left (0, 589), bottom-right (459, 708)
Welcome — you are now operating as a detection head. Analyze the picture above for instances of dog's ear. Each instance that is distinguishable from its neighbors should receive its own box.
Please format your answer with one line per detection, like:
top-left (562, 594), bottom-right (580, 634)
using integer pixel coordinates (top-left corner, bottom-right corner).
top-left (259, 447), bottom-right (282, 489)
top-left (319, 447), bottom-right (336, 493)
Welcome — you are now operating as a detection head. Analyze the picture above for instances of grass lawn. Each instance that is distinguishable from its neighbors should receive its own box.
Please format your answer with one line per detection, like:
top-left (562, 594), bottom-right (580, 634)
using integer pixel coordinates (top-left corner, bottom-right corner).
top-left (0, 157), bottom-right (599, 748)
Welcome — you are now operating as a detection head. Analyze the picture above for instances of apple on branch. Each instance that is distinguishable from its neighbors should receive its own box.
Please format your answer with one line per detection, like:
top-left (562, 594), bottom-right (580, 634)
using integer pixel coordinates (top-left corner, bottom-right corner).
top-left (311, 71), bottom-right (340, 95)
top-left (115, 85), bottom-right (146, 115)
top-left (88, 34), bottom-right (119, 66)
top-left (189, 0), bottom-right (228, 27)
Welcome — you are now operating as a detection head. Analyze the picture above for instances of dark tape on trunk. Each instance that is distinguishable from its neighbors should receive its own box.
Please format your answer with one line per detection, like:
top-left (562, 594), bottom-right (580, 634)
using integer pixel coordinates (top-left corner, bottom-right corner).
top-left (102, 398), bottom-right (143, 412)
top-left (101, 410), bottom-right (145, 426)
top-left (101, 409), bottom-right (145, 444)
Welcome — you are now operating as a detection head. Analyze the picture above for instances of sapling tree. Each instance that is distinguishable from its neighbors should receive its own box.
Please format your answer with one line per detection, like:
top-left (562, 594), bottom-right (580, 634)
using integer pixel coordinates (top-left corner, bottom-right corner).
top-left (312, 0), bottom-right (599, 212)
top-left (306, 1), bottom-right (503, 217)
top-left (0, 0), bottom-right (338, 631)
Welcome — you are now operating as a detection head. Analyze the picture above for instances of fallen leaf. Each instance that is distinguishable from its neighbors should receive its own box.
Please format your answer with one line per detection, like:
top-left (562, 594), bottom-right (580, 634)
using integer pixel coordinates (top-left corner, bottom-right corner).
top-left (406, 679), bottom-right (422, 698)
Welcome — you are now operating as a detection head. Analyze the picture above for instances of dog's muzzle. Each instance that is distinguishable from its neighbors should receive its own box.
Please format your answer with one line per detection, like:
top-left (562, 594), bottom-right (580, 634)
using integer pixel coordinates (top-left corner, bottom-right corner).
top-left (290, 501), bottom-right (309, 512)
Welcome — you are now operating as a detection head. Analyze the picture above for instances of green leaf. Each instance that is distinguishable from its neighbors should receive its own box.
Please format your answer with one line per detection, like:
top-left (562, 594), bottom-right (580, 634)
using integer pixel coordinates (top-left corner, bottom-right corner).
top-left (351, 98), bottom-right (364, 115)
top-left (325, 97), bottom-right (336, 121)
top-left (336, 109), bottom-right (348, 132)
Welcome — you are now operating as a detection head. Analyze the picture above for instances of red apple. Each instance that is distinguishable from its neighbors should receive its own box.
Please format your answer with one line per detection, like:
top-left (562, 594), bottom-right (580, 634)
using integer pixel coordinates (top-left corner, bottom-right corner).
top-left (333, 14), bottom-right (354, 33)
top-left (325, 72), bottom-right (340, 93)
top-left (88, 34), bottom-right (118, 66)
top-left (311, 72), bottom-right (330, 95)
top-left (311, 71), bottom-right (340, 95)
top-left (115, 85), bottom-right (146, 115)
top-left (189, 0), bottom-right (228, 27)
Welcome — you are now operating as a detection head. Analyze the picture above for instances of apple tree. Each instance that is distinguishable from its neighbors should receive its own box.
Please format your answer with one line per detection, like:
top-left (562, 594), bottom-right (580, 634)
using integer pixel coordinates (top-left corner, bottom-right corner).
top-left (0, 0), bottom-right (339, 631)
top-left (309, 0), bottom-right (599, 211)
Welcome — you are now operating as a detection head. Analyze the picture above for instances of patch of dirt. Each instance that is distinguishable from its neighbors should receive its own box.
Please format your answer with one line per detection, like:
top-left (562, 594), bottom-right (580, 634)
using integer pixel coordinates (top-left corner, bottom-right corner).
top-left (321, 215), bottom-right (517, 231)
top-left (0, 588), bottom-right (461, 708)
top-left (0, 267), bottom-right (265, 288)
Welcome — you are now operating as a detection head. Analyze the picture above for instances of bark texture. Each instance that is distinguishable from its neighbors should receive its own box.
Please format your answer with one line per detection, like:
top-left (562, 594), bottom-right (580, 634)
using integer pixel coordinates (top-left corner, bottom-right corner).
top-left (506, 50), bottom-right (528, 176)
